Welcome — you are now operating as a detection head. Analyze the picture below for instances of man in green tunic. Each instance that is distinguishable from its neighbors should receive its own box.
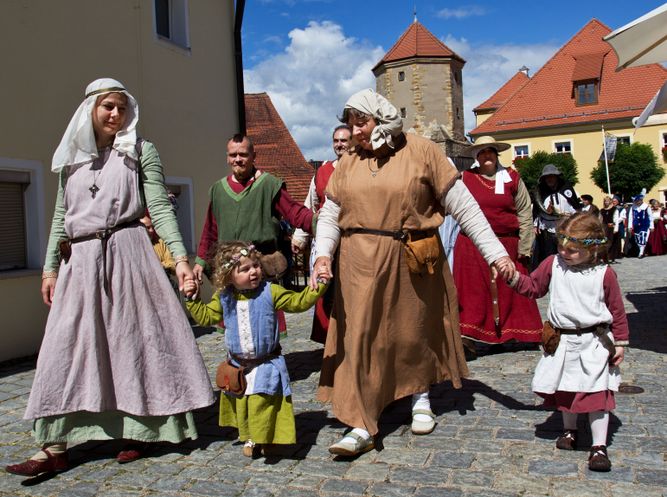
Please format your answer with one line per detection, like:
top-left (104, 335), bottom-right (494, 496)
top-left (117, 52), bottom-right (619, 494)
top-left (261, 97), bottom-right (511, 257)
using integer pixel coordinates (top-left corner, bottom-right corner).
top-left (193, 134), bottom-right (315, 282)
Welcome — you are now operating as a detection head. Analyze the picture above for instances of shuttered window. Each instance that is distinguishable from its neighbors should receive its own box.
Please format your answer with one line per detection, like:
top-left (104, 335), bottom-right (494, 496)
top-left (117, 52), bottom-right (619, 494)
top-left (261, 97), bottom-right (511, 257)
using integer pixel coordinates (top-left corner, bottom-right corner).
top-left (0, 171), bottom-right (30, 271)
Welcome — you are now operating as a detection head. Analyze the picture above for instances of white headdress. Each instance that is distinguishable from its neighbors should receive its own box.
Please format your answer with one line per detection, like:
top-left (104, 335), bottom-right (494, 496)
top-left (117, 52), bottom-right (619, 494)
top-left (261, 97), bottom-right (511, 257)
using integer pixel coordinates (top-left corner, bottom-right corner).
top-left (344, 89), bottom-right (403, 150)
top-left (51, 78), bottom-right (139, 172)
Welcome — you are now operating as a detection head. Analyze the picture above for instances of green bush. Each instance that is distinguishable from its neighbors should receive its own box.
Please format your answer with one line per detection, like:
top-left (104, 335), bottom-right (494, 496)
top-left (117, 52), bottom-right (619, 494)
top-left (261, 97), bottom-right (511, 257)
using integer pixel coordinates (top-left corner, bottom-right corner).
top-left (513, 151), bottom-right (579, 192)
top-left (590, 142), bottom-right (665, 201)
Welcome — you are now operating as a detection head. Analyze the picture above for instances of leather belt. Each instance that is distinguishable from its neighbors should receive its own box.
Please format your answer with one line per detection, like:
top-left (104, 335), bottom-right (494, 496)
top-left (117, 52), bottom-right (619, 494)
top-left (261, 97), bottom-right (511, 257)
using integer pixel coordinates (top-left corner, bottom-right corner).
top-left (230, 345), bottom-right (282, 368)
top-left (343, 228), bottom-right (434, 241)
top-left (69, 219), bottom-right (141, 294)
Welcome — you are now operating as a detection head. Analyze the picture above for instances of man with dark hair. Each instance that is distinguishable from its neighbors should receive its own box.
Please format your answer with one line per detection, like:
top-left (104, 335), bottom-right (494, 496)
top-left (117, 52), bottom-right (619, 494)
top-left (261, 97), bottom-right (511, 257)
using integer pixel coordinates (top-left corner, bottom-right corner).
top-left (193, 134), bottom-right (315, 283)
top-left (292, 124), bottom-right (351, 343)
top-left (581, 194), bottom-right (600, 215)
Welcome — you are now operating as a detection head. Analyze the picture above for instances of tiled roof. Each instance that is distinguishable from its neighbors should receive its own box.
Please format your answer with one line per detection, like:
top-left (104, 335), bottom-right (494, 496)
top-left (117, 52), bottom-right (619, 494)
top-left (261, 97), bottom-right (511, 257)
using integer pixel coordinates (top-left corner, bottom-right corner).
top-left (470, 19), bottom-right (667, 136)
top-left (373, 21), bottom-right (464, 71)
top-left (473, 71), bottom-right (530, 113)
top-left (244, 93), bottom-right (313, 203)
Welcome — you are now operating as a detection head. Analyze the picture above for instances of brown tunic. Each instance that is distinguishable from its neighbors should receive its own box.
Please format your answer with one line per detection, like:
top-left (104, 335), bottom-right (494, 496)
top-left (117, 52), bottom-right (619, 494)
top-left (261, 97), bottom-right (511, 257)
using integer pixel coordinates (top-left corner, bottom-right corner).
top-left (317, 133), bottom-right (468, 435)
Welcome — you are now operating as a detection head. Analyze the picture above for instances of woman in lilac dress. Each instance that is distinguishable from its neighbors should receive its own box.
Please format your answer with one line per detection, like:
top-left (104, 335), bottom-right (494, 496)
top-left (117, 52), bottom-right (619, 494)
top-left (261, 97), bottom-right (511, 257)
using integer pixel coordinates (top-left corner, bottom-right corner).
top-left (6, 79), bottom-right (215, 477)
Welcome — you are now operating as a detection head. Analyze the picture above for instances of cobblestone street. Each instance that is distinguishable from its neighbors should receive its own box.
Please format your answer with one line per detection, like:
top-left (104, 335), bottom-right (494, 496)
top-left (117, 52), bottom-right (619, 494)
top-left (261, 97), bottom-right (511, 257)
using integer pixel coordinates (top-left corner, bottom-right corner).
top-left (1, 255), bottom-right (665, 497)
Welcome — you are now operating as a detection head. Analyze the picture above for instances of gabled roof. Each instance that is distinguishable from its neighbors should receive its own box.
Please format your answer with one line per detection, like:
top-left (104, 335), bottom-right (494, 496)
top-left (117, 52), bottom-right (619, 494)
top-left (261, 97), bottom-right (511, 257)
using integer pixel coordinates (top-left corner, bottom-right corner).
top-left (245, 93), bottom-right (312, 203)
top-left (471, 19), bottom-right (667, 136)
top-left (373, 20), bottom-right (464, 72)
top-left (473, 71), bottom-right (530, 113)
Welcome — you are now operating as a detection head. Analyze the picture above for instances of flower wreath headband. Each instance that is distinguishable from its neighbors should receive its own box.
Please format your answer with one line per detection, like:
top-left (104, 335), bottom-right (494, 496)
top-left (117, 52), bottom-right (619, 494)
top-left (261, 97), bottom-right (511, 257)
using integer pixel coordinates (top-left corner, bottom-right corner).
top-left (556, 233), bottom-right (607, 247)
top-left (222, 245), bottom-right (257, 270)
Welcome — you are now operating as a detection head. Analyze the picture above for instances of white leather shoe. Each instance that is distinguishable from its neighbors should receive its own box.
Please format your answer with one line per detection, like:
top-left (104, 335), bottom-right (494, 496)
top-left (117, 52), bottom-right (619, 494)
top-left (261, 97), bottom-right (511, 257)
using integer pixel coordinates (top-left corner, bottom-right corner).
top-left (328, 432), bottom-right (375, 456)
top-left (411, 408), bottom-right (436, 435)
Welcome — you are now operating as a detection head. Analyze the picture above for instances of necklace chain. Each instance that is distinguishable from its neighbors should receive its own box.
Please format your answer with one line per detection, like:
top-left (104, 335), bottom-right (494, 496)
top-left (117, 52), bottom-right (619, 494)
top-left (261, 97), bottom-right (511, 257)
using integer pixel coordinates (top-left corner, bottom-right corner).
top-left (474, 172), bottom-right (495, 191)
top-left (367, 158), bottom-right (380, 177)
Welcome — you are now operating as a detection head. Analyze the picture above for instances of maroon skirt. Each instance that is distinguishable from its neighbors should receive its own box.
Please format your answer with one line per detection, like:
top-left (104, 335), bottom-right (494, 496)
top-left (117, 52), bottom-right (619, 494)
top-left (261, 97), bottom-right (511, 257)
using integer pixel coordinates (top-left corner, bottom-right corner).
top-left (537, 390), bottom-right (616, 413)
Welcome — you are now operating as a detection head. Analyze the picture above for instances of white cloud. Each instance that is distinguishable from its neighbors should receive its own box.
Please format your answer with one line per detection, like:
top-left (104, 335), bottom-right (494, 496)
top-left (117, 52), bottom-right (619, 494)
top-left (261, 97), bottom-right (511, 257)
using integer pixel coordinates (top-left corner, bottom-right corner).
top-left (436, 5), bottom-right (487, 19)
top-left (245, 21), bottom-right (383, 161)
top-left (442, 35), bottom-right (560, 134)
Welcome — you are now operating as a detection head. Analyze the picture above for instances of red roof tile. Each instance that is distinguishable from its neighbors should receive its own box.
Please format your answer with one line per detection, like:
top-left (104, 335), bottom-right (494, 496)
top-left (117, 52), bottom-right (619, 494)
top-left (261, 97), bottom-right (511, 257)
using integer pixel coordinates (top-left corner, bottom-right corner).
top-left (244, 93), bottom-right (313, 203)
top-left (373, 21), bottom-right (464, 71)
top-left (470, 19), bottom-right (667, 136)
top-left (473, 71), bottom-right (530, 113)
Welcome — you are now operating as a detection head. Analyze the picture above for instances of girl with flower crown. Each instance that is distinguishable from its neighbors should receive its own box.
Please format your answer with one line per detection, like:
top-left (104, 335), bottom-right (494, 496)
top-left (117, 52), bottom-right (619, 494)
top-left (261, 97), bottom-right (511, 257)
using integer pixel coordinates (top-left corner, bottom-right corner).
top-left (184, 241), bottom-right (327, 457)
top-left (507, 212), bottom-right (629, 473)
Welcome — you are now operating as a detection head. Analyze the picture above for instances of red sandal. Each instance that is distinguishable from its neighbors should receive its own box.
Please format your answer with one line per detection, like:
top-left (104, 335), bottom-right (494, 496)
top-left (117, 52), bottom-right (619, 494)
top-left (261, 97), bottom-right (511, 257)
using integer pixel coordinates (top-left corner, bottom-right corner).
top-left (5, 448), bottom-right (68, 477)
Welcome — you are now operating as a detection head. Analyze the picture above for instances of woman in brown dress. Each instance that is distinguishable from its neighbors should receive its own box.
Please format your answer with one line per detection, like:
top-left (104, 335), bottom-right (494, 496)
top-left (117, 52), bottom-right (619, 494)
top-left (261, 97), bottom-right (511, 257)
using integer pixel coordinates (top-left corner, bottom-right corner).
top-left (310, 89), bottom-right (515, 456)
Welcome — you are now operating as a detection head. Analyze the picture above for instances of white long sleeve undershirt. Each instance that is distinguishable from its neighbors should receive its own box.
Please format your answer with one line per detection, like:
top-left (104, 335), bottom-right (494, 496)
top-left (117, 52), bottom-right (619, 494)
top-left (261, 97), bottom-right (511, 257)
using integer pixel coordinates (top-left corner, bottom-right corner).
top-left (313, 179), bottom-right (508, 265)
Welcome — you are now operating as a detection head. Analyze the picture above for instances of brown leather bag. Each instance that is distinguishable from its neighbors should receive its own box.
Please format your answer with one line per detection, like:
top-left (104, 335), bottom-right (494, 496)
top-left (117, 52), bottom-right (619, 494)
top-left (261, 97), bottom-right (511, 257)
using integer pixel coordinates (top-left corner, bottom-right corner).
top-left (541, 321), bottom-right (560, 355)
top-left (403, 232), bottom-right (441, 274)
top-left (216, 360), bottom-right (246, 396)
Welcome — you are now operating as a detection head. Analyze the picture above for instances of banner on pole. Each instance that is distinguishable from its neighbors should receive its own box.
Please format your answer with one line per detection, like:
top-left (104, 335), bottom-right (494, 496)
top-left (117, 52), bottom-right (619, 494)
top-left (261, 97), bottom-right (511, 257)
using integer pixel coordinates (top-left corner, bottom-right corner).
top-left (600, 132), bottom-right (617, 162)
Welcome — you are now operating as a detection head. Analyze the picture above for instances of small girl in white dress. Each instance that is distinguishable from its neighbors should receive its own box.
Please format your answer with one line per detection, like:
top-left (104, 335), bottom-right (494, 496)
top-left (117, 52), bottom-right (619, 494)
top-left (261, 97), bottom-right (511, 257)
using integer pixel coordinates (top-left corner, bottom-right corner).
top-left (508, 212), bottom-right (629, 472)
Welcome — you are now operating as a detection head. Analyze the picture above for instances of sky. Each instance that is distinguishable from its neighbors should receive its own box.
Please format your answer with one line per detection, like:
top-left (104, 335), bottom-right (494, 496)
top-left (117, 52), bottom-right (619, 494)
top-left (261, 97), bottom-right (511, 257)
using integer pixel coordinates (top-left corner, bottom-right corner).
top-left (242, 0), bottom-right (664, 161)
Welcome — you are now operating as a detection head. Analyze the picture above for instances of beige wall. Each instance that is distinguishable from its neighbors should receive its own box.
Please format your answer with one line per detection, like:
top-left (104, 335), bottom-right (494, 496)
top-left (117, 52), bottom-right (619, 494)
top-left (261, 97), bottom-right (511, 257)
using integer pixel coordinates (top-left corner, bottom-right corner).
top-left (0, 0), bottom-right (238, 361)
top-left (484, 121), bottom-right (667, 206)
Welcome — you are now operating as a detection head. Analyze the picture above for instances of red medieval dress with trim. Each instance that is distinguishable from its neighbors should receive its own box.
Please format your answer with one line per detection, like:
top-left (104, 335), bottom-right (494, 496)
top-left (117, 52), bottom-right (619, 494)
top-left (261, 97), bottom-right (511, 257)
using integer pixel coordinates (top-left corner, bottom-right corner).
top-left (453, 168), bottom-right (542, 344)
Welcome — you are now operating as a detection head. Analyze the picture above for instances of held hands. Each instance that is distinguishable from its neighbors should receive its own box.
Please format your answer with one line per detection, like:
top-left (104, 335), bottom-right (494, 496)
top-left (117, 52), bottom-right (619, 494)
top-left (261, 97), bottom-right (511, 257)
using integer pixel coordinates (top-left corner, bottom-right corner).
top-left (310, 256), bottom-right (333, 290)
top-left (610, 346), bottom-right (624, 367)
top-left (492, 256), bottom-right (516, 282)
top-left (183, 278), bottom-right (199, 299)
top-left (176, 260), bottom-right (198, 296)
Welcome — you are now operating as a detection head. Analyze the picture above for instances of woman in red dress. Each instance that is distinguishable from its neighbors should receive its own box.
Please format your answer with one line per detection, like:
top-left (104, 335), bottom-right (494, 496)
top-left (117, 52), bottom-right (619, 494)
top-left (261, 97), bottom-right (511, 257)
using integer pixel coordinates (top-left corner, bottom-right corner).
top-left (646, 199), bottom-right (667, 256)
top-left (453, 137), bottom-right (542, 358)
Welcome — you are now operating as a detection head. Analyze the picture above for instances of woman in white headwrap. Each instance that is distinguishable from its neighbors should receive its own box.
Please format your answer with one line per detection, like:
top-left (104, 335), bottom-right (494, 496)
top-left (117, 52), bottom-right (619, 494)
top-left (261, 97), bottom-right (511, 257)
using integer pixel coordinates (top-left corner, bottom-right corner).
top-left (6, 79), bottom-right (215, 477)
top-left (311, 89), bottom-right (515, 456)
top-left (453, 137), bottom-right (542, 358)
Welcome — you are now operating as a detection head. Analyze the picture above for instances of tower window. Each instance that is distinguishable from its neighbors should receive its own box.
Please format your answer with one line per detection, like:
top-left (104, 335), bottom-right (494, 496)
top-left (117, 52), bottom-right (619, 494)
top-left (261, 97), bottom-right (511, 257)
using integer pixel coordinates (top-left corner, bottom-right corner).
top-left (400, 108), bottom-right (406, 118)
top-left (398, 71), bottom-right (405, 82)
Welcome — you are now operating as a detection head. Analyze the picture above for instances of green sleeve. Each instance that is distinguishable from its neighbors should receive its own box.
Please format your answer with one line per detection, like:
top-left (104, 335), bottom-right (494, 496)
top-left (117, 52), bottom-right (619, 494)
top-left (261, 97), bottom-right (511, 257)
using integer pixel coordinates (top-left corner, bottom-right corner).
top-left (140, 141), bottom-right (187, 258)
top-left (186, 291), bottom-right (224, 327)
top-left (43, 170), bottom-right (68, 272)
top-left (272, 283), bottom-right (327, 312)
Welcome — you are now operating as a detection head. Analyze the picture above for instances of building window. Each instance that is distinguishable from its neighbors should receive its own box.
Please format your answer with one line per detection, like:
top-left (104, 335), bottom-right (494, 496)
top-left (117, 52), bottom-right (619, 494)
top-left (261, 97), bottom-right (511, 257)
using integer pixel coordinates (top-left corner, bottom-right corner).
top-left (400, 107), bottom-right (406, 118)
top-left (0, 161), bottom-right (45, 272)
top-left (575, 81), bottom-right (598, 106)
top-left (554, 141), bottom-right (572, 154)
top-left (0, 172), bottom-right (29, 270)
top-left (617, 136), bottom-right (631, 145)
top-left (155, 0), bottom-right (190, 49)
top-left (398, 71), bottom-right (405, 82)
top-left (513, 144), bottom-right (529, 159)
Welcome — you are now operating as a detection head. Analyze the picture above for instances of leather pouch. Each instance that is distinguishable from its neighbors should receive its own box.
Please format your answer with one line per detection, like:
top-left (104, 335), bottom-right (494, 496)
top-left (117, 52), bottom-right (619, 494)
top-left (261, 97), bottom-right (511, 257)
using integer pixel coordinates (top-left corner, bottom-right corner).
top-left (541, 321), bottom-right (560, 355)
top-left (403, 232), bottom-right (441, 274)
top-left (216, 360), bottom-right (246, 396)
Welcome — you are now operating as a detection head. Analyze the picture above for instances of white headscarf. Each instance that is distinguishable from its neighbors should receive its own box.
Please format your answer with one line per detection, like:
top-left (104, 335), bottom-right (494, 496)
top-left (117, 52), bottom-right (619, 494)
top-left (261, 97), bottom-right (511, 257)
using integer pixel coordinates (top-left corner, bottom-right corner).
top-left (344, 89), bottom-right (403, 150)
top-left (51, 78), bottom-right (139, 172)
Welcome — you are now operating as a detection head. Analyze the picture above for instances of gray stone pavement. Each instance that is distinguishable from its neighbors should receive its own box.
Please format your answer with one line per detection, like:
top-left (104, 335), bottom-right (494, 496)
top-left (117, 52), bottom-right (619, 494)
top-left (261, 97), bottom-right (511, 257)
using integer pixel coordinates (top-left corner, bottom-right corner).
top-left (1, 255), bottom-right (665, 497)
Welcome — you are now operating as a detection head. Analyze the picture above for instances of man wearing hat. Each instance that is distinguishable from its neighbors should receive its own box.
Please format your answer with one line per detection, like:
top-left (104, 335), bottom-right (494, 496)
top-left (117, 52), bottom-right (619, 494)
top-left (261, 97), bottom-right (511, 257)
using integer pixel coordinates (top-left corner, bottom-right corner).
top-left (533, 164), bottom-right (581, 267)
top-left (453, 136), bottom-right (542, 358)
top-left (628, 191), bottom-right (651, 258)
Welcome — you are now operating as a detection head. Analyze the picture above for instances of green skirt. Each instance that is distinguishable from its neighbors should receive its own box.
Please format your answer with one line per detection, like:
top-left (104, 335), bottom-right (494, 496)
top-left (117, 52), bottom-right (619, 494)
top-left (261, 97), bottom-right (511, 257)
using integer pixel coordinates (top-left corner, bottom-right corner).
top-left (219, 394), bottom-right (295, 444)
top-left (33, 410), bottom-right (197, 444)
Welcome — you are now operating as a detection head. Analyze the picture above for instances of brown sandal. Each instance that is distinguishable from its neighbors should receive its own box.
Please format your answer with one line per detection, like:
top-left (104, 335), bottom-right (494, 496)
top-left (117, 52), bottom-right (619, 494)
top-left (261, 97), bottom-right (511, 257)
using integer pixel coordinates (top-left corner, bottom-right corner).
top-left (555, 429), bottom-right (577, 450)
top-left (588, 445), bottom-right (611, 472)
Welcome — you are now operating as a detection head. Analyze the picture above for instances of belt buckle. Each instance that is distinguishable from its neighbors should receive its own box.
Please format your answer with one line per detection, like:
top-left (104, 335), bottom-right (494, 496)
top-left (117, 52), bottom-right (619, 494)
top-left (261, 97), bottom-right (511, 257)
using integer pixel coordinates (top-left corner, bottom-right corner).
top-left (95, 229), bottom-right (110, 240)
top-left (394, 230), bottom-right (408, 241)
